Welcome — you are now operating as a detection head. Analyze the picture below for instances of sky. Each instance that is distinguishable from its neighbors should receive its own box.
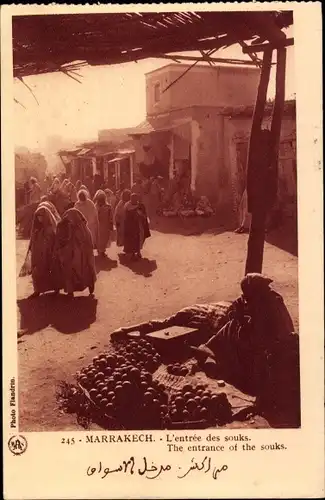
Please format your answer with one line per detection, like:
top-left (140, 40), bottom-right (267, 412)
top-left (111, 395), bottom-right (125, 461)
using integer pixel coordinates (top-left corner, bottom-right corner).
top-left (14, 28), bottom-right (295, 152)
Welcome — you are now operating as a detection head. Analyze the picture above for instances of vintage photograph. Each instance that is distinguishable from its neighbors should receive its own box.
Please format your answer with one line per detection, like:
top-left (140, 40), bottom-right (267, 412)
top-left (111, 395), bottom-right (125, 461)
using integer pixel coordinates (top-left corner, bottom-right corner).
top-left (13, 9), bottom-right (300, 433)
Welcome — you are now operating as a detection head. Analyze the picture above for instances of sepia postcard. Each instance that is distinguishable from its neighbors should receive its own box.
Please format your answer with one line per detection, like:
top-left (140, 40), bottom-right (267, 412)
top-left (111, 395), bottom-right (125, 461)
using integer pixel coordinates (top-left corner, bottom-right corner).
top-left (1, 2), bottom-right (324, 499)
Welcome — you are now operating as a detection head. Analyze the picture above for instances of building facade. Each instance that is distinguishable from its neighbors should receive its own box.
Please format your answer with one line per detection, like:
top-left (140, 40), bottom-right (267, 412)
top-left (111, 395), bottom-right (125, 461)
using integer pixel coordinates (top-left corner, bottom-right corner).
top-left (129, 63), bottom-right (296, 223)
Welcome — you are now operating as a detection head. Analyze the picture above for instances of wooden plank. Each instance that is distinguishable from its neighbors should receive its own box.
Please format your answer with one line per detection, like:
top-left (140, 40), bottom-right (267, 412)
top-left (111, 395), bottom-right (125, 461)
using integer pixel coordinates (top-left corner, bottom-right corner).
top-left (242, 38), bottom-right (294, 54)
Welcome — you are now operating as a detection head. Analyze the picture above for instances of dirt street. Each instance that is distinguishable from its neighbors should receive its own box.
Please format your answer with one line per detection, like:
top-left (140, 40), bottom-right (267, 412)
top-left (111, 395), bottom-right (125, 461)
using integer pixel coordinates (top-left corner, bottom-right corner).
top-left (16, 225), bottom-right (298, 431)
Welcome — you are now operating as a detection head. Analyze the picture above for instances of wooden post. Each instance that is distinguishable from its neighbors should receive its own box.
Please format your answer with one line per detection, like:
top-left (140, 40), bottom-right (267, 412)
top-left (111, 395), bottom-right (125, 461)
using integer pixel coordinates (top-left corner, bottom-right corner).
top-left (244, 47), bottom-right (287, 275)
top-left (270, 48), bottom-right (287, 177)
top-left (244, 49), bottom-right (273, 274)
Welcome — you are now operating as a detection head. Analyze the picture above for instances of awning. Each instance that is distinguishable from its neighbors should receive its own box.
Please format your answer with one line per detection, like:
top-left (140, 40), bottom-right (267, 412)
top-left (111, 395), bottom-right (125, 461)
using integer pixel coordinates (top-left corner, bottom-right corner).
top-left (106, 155), bottom-right (130, 164)
top-left (58, 148), bottom-right (82, 156)
top-left (128, 117), bottom-right (191, 136)
top-left (116, 148), bottom-right (135, 155)
top-left (77, 148), bottom-right (93, 156)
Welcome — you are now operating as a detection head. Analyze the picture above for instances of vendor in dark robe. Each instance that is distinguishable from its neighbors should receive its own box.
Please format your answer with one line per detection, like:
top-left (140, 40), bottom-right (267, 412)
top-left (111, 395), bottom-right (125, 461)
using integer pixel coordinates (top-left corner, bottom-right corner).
top-left (189, 273), bottom-right (298, 421)
top-left (123, 193), bottom-right (151, 260)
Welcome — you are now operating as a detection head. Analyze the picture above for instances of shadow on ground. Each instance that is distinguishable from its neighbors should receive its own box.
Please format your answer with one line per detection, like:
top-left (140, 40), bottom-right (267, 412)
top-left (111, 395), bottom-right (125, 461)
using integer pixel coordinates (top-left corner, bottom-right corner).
top-left (95, 255), bottom-right (118, 273)
top-left (148, 214), bottom-right (233, 237)
top-left (17, 293), bottom-right (98, 335)
top-left (118, 253), bottom-right (157, 277)
top-left (265, 220), bottom-right (298, 257)
top-left (151, 212), bottom-right (298, 258)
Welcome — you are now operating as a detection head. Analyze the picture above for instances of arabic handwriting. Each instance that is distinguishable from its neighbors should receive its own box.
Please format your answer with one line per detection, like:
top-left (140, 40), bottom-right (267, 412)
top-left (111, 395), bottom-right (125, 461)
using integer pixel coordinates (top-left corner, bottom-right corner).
top-left (138, 457), bottom-right (172, 479)
top-left (86, 466), bottom-right (96, 476)
top-left (123, 457), bottom-right (135, 475)
top-left (212, 464), bottom-right (228, 480)
top-left (177, 456), bottom-right (212, 479)
top-left (86, 457), bottom-right (228, 480)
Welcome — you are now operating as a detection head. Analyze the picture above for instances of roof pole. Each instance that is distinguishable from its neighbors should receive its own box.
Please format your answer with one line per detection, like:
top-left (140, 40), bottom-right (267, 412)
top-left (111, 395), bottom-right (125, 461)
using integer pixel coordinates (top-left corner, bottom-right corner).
top-left (244, 48), bottom-right (273, 274)
top-left (244, 45), bottom-right (287, 275)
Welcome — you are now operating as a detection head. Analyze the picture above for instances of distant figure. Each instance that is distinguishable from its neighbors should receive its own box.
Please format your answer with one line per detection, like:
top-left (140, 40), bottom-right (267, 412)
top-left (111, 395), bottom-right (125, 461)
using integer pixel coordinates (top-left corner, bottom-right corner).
top-left (17, 178), bottom-right (41, 238)
top-left (48, 178), bottom-right (70, 216)
top-left (66, 181), bottom-right (77, 204)
top-left (93, 170), bottom-right (103, 194)
top-left (23, 180), bottom-right (30, 205)
top-left (114, 189), bottom-right (131, 247)
top-left (60, 179), bottom-right (70, 196)
top-left (19, 205), bottom-right (62, 298)
top-left (131, 177), bottom-right (144, 199)
top-left (84, 175), bottom-right (94, 198)
top-left (44, 174), bottom-right (53, 192)
top-left (75, 189), bottom-right (99, 249)
top-left (104, 188), bottom-right (117, 212)
top-left (179, 191), bottom-right (196, 218)
top-left (29, 177), bottom-right (41, 204)
top-left (123, 193), bottom-right (151, 260)
top-left (235, 189), bottom-right (251, 234)
top-left (145, 177), bottom-right (163, 225)
top-left (195, 196), bottom-right (215, 217)
top-left (79, 184), bottom-right (90, 196)
top-left (38, 200), bottom-right (61, 224)
top-left (59, 172), bottom-right (66, 183)
top-left (94, 190), bottom-right (113, 257)
top-left (75, 180), bottom-right (82, 193)
top-left (55, 208), bottom-right (97, 297)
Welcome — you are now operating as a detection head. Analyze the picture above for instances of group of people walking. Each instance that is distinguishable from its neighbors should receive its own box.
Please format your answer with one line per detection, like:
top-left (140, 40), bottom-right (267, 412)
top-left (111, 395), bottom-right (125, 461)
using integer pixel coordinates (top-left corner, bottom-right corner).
top-left (20, 176), bottom-right (151, 299)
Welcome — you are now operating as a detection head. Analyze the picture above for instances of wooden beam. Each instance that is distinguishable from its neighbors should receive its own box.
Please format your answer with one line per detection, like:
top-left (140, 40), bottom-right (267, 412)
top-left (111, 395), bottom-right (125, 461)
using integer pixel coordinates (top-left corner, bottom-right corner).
top-left (239, 41), bottom-right (263, 68)
top-left (157, 53), bottom-right (260, 66)
top-left (242, 38), bottom-right (294, 54)
top-left (162, 47), bottom-right (218, 94)
top-left (244, 48), bottom-right (273, 275)
top-left (242, 12), bottom-right (287, 44)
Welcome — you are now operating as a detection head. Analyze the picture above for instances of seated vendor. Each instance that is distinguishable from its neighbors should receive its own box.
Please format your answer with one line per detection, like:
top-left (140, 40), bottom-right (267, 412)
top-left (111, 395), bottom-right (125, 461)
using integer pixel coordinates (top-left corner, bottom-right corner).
top-left (179, 192), bottom-right (196, 217)
top-left (189, 273), bottom-right (297, 414)
top-left (162, 191), bottom-right (182, 217)
top-left (195, 196), bottom-right (215, 216)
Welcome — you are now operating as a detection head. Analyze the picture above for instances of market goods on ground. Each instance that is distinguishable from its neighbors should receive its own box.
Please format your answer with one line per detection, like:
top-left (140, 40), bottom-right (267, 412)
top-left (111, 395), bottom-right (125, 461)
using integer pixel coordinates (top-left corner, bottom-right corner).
top-left (57, 335), bottom-right (234, 430)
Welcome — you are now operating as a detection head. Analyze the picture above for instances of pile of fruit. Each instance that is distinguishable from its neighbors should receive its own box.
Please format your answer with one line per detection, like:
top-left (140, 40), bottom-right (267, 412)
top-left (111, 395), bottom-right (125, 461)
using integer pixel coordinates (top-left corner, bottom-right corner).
top-left (169, 383), bottom-right (232, 425)
top-left (112, 337), bottom-right (162, 373)
top-left (74, 349), bottom-right (170, 429)
top-left (57, 336), bottom-right (234, 430)
top-left (167, 363), bottom-right (189, 377)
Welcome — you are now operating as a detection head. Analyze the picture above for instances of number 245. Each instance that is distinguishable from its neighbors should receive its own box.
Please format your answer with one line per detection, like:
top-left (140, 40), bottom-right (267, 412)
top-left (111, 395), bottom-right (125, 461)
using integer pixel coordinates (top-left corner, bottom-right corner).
top-left (61, 438), bottom-right (75, 445)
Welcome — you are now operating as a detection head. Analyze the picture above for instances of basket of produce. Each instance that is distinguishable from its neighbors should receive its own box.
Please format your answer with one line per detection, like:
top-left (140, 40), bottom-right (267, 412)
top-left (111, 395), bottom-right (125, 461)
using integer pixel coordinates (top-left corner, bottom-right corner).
top-left (57, 334), bottom-right (236, 430)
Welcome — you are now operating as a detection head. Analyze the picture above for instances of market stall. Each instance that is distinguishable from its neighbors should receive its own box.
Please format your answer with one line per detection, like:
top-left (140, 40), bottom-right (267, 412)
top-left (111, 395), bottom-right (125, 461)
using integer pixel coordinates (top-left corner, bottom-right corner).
top-left (58, 297), bottom-right (300, 431)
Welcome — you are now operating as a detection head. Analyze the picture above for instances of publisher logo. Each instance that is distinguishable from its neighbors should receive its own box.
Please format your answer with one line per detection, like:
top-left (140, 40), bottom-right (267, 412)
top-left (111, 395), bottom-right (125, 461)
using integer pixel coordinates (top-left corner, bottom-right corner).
top-left (8, 435), bottom-right (27, 455)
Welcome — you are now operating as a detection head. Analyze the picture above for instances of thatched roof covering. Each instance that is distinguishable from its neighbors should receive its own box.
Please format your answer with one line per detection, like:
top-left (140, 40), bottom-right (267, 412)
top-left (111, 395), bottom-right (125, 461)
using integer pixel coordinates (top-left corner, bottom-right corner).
top-left (13, 10), bottom-right (293, 78)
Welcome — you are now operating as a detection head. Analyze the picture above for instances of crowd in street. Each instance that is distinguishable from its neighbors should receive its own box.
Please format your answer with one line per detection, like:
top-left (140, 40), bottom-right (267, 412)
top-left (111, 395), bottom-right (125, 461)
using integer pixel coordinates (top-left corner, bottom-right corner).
top-left (19, 172), bottom-right (152, 299)
top-left (18, 167), bottom-right (284, 301)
